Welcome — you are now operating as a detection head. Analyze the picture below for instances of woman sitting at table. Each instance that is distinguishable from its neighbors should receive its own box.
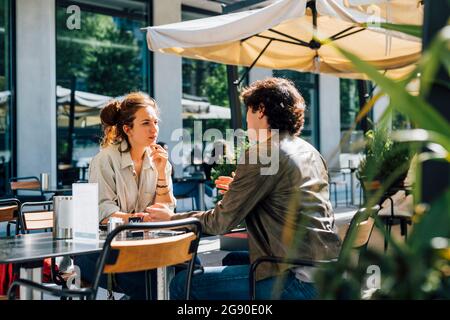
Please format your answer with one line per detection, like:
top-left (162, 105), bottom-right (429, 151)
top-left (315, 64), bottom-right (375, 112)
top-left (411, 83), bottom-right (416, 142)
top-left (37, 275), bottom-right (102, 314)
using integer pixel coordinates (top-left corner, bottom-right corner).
top-left (74, 92), bottom-right (175, 300)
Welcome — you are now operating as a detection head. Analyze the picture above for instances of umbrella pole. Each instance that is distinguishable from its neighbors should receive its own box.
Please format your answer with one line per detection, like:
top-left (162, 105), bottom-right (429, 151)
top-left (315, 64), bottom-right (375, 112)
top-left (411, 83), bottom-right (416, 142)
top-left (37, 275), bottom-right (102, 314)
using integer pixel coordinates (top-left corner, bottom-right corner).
top-left (227, 65), bottom-right (243, 130)
top-left (357, 80), bottom-right (370, 133)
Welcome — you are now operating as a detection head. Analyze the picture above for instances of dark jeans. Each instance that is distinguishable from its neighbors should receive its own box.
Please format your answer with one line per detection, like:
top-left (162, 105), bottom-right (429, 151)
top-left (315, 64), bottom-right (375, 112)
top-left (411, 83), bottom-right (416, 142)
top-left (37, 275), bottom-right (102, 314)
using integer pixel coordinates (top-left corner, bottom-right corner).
top-left (222, 251), bottom-right (250, 266)
top-left (170, 251), bottom-right (317, 300)
top-left (74, 254), bottom-right (201, 300)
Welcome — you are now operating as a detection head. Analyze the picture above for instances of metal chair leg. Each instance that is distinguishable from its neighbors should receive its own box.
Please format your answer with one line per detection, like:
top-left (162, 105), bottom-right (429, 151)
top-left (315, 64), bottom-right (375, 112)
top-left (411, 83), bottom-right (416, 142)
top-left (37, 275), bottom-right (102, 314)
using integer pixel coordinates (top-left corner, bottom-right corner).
top-left (384, 220), bottom-right (389, 252)
top-left (6, 222), bottom-right (11, 237)
top-left (329, 182), bottom-right (337, 207)
top-left (400, 219), bottom-right (408, 241)
top-left (145, 270), bottom-right (153, 300)
top-left (345, 184), bottom-right (349, 206)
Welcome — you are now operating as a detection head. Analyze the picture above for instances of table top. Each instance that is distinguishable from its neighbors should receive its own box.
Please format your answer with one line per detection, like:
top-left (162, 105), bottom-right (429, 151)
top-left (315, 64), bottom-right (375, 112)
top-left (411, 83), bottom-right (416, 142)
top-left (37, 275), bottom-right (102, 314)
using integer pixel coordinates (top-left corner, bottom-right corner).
top-left (16, 186), bottom-right (72, 193)
top-left (0, 232), bottom-right (104, 264)
top-left (0, 229), bottom-right (189, 264)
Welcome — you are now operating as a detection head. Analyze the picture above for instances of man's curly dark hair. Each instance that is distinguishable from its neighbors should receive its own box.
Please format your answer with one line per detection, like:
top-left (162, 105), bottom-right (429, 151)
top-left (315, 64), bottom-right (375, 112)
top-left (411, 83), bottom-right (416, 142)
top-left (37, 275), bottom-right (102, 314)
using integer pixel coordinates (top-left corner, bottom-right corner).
top-left (241, 77), bottom-right (305, 136)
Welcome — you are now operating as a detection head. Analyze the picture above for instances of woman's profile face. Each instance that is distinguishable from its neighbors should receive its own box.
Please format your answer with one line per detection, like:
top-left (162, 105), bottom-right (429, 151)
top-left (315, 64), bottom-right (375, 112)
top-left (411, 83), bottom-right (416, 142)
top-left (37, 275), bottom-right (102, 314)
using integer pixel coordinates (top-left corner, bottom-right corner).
top-left (125, 106), bottom-right (159, 148)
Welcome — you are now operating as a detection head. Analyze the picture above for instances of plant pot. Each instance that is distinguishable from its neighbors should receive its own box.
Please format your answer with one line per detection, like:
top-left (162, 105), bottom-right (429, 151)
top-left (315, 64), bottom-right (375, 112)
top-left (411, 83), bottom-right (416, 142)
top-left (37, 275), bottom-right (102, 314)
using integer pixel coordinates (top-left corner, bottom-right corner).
top-left (363, 180), bottom-right (382, 191)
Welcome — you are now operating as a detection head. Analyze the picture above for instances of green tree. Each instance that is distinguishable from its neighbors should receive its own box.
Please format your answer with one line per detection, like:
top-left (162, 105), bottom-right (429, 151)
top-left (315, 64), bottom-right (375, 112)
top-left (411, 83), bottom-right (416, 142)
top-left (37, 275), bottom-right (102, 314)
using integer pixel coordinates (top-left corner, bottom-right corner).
top-left (200, 63), bottom-right (229, 107)
top-left (340, 79), bottom-right (360, 130)
top-left (56, 9), bottom-right (145, 96)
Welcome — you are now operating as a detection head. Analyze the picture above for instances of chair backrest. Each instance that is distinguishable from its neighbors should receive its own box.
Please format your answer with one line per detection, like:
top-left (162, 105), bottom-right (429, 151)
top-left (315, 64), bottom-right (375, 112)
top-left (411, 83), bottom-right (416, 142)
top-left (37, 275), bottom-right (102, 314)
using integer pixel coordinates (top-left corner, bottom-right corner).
top-left (339, 205), bottom-right (380, 257)
top-left (9, 177), bottom-right (45, 204)
top-left (103, 232), bottom-right (197, 273)
top-left (9, 176), bottom-right (41, 192)
top-left (91, 218), bottom-right (202, 299)
top-left (0, 198), bottom-right (20, 222)
top-left (20, 201), bottom-right (53, 232)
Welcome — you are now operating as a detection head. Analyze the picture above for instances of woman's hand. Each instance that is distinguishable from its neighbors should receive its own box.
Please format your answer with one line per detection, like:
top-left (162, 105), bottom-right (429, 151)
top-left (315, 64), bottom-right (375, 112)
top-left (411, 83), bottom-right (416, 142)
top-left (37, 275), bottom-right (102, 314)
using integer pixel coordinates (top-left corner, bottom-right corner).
top-left (150, 144), bottom-right (169, 175)
top-left (144, 203), bottom-right (174, 221)
top-left (134, 212), bottom-right (149, 222)
top-left (215, 172), bottom-right (235, 195)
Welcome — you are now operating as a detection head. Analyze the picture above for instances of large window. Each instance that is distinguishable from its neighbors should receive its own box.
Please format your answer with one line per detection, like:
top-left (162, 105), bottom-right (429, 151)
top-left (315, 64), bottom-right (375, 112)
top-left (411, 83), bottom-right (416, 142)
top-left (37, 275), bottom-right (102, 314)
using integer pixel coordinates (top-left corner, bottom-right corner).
top-left (56, 0), bottom-right (151, 184)
top-left (181, 8), bottom-right (235, 167)
top-left (273, 70), bottom-right (320, 148)
top-left (340, 79), bottom-right (373, 155)
top-left (0, 0), bottom-right (13, 195)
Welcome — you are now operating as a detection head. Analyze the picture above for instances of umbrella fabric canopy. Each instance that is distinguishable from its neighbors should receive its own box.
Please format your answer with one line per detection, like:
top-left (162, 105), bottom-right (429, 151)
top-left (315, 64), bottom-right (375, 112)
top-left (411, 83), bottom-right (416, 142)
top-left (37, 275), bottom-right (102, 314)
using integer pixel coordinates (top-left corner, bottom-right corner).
top-left (57, 86), bottom-right (229, 126)
top-left (57, 85), bottom-right (112, 116)
top-left (0, 91), bottom-right (11, 105)
top-left (144, 0), bottom-right (423, 80)
top-left (56, 86), bottom-right (112, 128)
top-left (182, 98), bottom-right (231, 119)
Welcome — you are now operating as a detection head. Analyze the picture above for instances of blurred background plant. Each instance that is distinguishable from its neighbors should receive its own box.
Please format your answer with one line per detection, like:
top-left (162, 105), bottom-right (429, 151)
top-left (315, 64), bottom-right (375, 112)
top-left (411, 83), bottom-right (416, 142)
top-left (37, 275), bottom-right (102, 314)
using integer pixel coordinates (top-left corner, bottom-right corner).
top-left (315, 13), bottom-right (450, 299)
top-left (210, 138), bottom-right (249, 203)
top-left (357, 127), bottom-right (415, 199)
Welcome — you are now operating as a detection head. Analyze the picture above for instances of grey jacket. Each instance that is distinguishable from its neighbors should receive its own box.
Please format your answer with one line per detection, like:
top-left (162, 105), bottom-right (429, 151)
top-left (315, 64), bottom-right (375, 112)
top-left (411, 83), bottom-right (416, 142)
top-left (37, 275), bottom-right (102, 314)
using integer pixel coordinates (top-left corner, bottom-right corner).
top-left (172, 133), bottom-right (341, 281)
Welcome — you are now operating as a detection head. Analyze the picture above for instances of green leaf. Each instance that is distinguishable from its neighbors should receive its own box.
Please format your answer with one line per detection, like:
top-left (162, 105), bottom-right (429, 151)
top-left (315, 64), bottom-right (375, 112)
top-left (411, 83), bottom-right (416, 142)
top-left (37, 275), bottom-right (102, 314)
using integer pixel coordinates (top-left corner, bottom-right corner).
top-left (419, 32), bottom-right (449, 97)
top-left (409, 189), bottom-right (450, 251)
top-left (360, 23), bottom-right (422, 39)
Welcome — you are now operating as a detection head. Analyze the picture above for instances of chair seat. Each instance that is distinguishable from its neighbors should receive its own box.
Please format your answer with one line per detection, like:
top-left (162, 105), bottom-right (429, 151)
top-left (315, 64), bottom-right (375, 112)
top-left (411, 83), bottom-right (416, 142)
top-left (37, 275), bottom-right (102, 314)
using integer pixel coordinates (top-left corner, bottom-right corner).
top-left (15, 195), bottom-right (47, 203)
top-left (378, 208), bottom-right (412, 219)
top-left (0, 204), bottom-right (18, 222)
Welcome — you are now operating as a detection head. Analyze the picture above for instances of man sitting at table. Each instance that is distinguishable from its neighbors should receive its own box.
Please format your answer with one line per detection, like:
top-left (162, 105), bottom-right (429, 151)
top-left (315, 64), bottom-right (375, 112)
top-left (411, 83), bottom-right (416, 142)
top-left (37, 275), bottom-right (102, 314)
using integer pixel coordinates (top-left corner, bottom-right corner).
top-left (146, 77), bottom-right (341, 300)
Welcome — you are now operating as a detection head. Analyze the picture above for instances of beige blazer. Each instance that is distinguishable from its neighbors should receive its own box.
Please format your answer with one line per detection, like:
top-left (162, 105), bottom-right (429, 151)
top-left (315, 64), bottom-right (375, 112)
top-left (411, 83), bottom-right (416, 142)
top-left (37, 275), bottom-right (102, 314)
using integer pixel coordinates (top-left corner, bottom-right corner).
top-left (89, 141), bottom-right (175, 222)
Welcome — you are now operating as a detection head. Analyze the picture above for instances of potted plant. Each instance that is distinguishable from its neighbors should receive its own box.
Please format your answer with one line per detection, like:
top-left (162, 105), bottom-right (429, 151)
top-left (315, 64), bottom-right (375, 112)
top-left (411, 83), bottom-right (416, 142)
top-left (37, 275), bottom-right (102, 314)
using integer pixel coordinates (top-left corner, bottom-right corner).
top-left (314, 19), bottom-right (450, 300)
top-left (357, 127), bottom-right (413, 202)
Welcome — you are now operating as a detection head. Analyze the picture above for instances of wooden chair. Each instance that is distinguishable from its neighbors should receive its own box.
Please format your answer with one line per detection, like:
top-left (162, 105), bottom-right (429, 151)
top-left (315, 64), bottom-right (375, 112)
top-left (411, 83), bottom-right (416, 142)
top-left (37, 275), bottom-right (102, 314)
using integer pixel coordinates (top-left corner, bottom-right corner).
top-left (328, 170), bottom-right (349, 207)
top-left (19, 201), bottom-right (53, 233)
top-left (249, 205), bottom-right (380, 300)
top-left (8, 218), bottom-right (202, 300)
top-left (9, 176), bottom-right (46, 203)
top-left (0, 198), bottom-right (21, 236)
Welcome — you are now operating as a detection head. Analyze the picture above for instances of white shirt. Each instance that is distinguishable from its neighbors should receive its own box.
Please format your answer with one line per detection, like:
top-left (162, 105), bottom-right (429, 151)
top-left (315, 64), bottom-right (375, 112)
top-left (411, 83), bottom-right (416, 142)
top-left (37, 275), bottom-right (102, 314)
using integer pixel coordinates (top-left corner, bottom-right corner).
top-left (88, 141), bottom-right (175, 222)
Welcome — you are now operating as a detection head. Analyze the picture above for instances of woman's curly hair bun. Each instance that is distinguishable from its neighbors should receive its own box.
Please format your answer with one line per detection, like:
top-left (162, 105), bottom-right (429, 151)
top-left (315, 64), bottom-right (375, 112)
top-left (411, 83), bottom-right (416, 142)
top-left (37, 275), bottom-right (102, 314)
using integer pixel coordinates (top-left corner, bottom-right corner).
top-left (100, 100), bottom-right (122, 127)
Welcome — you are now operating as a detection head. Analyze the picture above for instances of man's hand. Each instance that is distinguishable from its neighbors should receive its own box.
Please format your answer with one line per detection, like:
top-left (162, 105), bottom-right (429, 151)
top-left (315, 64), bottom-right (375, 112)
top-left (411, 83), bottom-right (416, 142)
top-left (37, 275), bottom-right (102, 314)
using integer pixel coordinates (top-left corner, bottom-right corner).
top-left (215, 172), bottom-right (235, 195)
top-left (134, 212), bottom-right (149, 222)
top-left (145, 203), bottom-right (174, 221)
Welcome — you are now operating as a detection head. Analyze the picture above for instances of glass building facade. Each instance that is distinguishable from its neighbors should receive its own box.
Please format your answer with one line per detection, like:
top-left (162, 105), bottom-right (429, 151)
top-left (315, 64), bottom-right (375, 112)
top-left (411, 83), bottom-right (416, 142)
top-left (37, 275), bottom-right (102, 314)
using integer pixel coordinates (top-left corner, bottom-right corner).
top-left (0, 0), bottom-right (13, 194)
top-left (273, 70), bottom-right (320, 148)
top-left (55, 0), bottom-right (151, 184)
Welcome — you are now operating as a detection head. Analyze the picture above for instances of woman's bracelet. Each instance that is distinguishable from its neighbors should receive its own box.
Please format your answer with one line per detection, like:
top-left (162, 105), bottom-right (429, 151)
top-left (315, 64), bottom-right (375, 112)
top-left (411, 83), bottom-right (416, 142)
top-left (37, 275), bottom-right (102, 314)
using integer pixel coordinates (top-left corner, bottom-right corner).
top-left (157, 184), bottom-right (168, 188)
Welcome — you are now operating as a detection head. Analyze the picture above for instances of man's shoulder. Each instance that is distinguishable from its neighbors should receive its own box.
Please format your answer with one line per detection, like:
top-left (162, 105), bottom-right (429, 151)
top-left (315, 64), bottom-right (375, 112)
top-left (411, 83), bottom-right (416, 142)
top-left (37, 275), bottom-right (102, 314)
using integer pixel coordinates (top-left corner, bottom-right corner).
top-left (277, 135), bottom-right (317, 156)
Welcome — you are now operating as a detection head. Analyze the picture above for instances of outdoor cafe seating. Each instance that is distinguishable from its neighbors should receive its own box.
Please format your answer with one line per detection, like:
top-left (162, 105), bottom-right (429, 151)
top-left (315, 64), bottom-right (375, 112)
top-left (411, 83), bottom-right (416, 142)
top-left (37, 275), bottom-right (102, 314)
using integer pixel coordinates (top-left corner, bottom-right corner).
top-left (7, 218), bottom-right (202, 300)
top-left (9, 176), bottom-right (47, 203)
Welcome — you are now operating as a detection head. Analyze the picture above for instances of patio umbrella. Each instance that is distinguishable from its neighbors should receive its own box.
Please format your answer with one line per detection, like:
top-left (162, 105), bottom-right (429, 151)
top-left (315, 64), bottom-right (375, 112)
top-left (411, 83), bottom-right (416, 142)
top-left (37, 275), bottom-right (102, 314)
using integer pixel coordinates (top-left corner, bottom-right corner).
top-left (143, 0), bottom-right (423, 81)
top-left (182, 96), bottom-right (231, 119)
top-left (0, 91), bottom-right (11, 105)
top-left (56, 86), bottom-right (230, 125)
